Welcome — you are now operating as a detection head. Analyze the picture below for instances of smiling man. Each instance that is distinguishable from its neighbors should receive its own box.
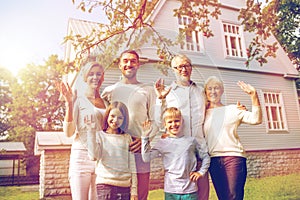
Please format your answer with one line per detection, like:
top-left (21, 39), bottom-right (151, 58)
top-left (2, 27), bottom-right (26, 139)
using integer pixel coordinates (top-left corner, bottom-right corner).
top-left (101, 50), bottom-right (158, 200)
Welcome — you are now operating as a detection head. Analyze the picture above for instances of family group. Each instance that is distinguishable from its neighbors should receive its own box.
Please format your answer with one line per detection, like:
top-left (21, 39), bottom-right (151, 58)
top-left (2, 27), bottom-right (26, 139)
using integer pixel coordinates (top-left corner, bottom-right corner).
top-left (58, 50), bottom-right (262, 200)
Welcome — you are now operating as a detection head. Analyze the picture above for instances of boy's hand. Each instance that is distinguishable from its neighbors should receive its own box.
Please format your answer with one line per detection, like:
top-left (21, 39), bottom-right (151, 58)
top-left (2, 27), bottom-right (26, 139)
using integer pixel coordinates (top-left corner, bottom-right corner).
top-left (131, 195), bottom-right (138, 200)
top-left (142, 120), bottom-right (152, 137)
top-left (190, 171), bottom-right (203, 182)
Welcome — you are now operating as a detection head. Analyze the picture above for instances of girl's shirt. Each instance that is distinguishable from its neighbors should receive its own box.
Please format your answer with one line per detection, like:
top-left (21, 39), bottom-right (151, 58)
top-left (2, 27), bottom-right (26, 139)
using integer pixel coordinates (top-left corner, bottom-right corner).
top-left (204, 105), bottom-right (262, 157)
top-left (95, 131), bottom-right (137, 196)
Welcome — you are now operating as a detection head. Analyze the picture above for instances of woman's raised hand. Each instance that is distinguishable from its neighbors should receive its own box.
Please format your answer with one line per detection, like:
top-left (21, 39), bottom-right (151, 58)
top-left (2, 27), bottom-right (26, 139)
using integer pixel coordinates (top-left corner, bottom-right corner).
top-left (237, 81), bottom-right (256, 96)
top-left (57, 82), bottom-right (76, 104)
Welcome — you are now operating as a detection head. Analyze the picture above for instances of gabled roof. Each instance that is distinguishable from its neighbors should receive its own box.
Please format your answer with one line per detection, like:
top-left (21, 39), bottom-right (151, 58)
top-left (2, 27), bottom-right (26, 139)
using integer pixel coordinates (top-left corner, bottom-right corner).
top-left (34, 132), bottom-right (73, 155)
top-left (67, 18), bottom-right (101, 36)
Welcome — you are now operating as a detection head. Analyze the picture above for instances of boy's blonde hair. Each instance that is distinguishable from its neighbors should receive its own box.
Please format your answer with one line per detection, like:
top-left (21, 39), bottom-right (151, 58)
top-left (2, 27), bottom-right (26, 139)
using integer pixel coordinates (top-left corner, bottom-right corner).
top-left (162, 107), bottom-right (182, 122)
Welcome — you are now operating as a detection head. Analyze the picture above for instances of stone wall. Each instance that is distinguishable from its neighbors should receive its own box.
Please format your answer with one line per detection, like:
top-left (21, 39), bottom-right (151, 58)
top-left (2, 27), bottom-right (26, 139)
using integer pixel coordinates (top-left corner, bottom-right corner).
top-left (39, 149), bottom-right (71, 199)
top-left (38, 148), bottom-right (300, 198)
top-left (246, 148), bottom-right (300, 178)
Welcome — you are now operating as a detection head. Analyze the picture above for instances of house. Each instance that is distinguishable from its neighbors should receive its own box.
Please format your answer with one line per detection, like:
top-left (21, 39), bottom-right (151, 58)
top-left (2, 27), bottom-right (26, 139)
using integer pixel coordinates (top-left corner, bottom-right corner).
top-left (37, 0), bottom-right (300, 198)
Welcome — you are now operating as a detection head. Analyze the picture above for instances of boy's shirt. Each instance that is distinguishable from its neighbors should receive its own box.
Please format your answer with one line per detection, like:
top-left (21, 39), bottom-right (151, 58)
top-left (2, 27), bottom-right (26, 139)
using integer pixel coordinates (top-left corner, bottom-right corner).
top-left (141, 135), bottom-right (210, 194)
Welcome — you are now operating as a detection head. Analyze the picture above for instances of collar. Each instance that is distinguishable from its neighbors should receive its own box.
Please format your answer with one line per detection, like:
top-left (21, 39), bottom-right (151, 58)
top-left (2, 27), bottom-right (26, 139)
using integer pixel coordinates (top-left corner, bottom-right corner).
top-left (170, 80), bottom-right (197, 89)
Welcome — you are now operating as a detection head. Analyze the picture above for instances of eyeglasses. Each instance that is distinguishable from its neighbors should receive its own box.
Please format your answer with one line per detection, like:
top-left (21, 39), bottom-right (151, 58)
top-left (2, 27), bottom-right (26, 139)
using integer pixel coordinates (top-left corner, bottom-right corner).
top-left (173, 64), bottom-right (192, 71)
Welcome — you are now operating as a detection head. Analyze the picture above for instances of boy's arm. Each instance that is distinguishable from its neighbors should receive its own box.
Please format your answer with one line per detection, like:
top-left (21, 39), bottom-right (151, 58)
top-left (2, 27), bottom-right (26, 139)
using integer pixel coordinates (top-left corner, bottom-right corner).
top-left (141, 121), bottom-right (161, 162)
top-left (195, 139), bottom-right (211, 176)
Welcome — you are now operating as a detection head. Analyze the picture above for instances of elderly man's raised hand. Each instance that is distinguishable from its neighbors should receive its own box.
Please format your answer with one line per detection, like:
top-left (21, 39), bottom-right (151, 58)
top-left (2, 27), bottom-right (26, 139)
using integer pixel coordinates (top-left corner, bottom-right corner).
top-left (155, 78), bottom-right (171, 99)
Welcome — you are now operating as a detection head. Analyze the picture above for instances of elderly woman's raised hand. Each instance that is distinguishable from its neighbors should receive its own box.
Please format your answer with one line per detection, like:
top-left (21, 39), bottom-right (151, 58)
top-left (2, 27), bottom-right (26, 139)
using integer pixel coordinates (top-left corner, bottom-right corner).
top-left (237, 81), bottom-right (256, 97)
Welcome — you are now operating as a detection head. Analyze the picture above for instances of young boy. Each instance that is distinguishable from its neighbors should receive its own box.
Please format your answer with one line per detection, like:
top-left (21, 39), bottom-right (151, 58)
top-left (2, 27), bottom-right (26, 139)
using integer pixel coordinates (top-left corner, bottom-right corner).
top-left (141, 107), bottom-right (210, 200)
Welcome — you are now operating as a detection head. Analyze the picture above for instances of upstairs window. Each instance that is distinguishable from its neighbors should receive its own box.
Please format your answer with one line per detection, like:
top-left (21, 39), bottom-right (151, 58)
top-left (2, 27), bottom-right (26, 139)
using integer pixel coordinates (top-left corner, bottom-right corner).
top-left (178, 16), bottom-right (204, 53)
top-left (222, 22), bottom-right (246, 58)
top-left (263, 91), bottom-right (288, 132)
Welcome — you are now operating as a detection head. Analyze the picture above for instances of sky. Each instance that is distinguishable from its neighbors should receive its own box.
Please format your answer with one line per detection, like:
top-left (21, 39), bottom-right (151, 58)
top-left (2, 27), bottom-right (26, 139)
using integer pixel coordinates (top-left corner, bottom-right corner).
top-left (0, 0), bottom-right (107, 76)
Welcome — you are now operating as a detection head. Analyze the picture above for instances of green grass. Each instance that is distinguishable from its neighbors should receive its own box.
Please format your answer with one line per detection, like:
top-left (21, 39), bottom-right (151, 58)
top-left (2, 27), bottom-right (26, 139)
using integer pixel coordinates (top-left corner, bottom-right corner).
top-left (0, 174), bottom-right (299, 200)
top-left (149, 173), bottom-right (300, 200)
top-left (0, 185), bottom-right (39, 200)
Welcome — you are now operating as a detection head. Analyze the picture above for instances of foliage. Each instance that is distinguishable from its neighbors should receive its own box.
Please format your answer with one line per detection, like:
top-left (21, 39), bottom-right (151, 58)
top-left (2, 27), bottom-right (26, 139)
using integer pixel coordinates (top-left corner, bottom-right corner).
top-left (239, 0), bottom-right (300, 68)
top-left (7, 55), bottom-right (66, 160)
top-left (275, 0), bottom-right (300, 69)
top-left (65, 0), bottom-right (221, 74)
top-left (66, 0), bottom-right (300, 70)
top-left (0, 67), bottom-right (15, 138)
top-left (238, 0), bottom-right (279, 67)
top-left (9, 55), bottom-right (66, 132)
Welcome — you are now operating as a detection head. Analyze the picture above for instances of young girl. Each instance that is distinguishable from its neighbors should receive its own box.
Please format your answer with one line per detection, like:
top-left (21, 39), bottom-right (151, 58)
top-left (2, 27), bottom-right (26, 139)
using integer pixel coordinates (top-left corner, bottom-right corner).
top-left (86, 101), bottom-right (137, 200)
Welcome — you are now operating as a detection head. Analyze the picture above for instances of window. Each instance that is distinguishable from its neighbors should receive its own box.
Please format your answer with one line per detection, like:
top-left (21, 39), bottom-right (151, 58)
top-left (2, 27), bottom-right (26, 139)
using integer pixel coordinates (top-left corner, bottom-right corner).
top-left (222, 22), bottom-right (246, 58)
top-left (263, 91), bottom-right (288, 131)
top-left (178, 16), bottom-right (204, 53)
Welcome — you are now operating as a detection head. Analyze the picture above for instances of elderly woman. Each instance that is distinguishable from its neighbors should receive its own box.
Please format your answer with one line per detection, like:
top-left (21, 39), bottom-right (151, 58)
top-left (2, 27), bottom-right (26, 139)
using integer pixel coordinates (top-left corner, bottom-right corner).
top-left (60, 61), bottom-right (105, 200)
top-left (203, 76), bottom-right (262, 200)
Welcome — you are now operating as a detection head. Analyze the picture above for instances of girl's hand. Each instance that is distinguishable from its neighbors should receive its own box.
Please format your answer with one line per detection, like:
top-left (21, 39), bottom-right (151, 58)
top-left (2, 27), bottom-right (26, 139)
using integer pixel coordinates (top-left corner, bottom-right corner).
top-left (155, 78), bottom-right (171, 99)
top-left (84, 115), bottom-right (96, 131)
top-left (237, 81), bottom-right (256, 96)
top-left (131, 195), bottom-right (138, 200)
top-left (190, 171), bottom-right (203, 182)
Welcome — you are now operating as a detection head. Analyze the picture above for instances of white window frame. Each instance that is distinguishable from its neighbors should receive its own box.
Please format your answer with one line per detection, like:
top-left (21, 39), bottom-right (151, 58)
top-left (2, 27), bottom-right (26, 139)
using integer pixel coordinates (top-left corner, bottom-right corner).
top-left (178, 16), bottom-right (204, 53)
top-left (262, 90), bottom-right (288, 132)
top-left (222, 22), bottom-right (246, 58)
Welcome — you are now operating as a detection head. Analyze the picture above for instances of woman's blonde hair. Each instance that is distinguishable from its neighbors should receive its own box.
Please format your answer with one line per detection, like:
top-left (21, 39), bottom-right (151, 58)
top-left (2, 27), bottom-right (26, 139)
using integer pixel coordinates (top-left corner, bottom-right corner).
top-left (82, 61), bottom-right (104, 82)
top-left (204, 76), bottom-right (224, 92)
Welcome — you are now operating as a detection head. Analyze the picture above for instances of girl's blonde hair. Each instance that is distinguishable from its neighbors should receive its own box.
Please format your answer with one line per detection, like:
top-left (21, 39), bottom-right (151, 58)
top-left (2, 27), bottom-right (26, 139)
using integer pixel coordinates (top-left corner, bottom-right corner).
top-left (102, 101), bottom-right (129, 134)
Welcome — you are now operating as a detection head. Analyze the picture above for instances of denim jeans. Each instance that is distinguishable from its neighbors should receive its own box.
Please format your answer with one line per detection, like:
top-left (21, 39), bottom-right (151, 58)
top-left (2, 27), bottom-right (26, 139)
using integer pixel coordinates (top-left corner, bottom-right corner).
top-left (96, 184), bottom-right (130, 200)
top-left (209, 156), bottom-right (247, 200)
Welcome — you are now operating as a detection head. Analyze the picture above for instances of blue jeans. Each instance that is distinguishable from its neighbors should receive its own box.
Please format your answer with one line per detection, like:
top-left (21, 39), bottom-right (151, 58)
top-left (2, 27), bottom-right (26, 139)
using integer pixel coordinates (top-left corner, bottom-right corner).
top-left (96, 184), bottom-right (130, 200)
top-left (209, 156), bottom-right (247, 200)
